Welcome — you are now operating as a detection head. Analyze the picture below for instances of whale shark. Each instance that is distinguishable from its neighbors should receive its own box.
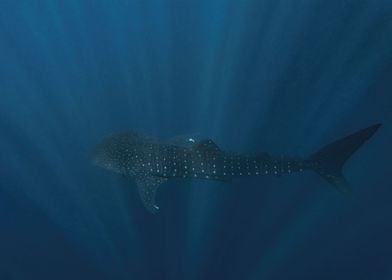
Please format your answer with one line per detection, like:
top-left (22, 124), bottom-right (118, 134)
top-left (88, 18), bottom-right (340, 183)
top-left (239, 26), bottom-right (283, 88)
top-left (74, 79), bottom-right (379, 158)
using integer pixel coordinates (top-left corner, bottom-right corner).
top-left (93, 124), bottom-right (381, 213)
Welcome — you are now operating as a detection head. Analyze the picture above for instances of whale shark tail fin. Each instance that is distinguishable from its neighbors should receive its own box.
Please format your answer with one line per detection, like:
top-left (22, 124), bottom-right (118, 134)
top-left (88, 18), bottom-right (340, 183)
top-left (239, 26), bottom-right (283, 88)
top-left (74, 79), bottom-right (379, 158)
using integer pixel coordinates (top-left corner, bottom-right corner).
top-left (310, 123), bottom-right (381, 192)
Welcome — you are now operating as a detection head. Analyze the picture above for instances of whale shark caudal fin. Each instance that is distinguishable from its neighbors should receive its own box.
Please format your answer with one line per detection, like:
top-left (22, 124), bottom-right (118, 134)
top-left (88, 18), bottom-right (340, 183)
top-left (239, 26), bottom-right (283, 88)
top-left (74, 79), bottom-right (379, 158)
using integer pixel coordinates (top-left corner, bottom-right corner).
top-left (309, 123), bottom-right (381, 192)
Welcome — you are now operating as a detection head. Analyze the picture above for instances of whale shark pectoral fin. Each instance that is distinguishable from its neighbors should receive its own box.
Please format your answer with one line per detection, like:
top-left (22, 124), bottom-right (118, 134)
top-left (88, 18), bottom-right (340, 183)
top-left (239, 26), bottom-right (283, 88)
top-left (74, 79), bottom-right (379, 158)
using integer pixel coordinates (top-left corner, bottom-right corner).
top-left (134, 175), bottom-right (167, 214)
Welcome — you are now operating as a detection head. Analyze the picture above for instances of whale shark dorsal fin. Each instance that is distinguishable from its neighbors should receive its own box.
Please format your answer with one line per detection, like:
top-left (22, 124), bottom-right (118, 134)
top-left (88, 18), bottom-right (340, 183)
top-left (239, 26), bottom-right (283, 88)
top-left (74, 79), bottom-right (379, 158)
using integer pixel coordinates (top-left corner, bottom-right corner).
top-left (193, 139), bottom-right (223, 154)
top-left (135, 175), bottom-right (167, 214)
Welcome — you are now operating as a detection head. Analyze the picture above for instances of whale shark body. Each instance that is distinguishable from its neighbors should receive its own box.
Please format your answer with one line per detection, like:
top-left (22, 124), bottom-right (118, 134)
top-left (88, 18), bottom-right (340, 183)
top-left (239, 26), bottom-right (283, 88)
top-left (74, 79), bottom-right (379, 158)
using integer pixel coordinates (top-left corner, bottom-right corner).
top-left (93, 124), bottom-right (381, 213)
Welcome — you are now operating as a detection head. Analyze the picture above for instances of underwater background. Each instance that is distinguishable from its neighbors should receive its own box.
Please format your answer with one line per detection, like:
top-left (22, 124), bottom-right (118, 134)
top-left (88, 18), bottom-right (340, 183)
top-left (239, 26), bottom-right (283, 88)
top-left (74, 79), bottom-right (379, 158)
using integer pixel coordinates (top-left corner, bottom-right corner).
top-left (0, 0), bottom-right (391, 279)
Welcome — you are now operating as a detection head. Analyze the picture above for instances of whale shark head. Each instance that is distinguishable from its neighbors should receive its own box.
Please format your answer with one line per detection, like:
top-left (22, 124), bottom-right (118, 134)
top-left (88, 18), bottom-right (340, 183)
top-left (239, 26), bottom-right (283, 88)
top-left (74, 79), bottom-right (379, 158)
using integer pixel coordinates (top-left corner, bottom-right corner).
top-left (93, 133), bottom-right (143, 175)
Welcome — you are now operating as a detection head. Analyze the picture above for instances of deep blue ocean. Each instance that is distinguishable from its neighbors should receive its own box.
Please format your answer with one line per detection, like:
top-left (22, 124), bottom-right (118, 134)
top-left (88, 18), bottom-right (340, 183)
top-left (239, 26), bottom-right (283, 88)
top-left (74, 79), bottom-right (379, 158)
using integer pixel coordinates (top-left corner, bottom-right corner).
top-left (0, 1), bottom-right (391, 279)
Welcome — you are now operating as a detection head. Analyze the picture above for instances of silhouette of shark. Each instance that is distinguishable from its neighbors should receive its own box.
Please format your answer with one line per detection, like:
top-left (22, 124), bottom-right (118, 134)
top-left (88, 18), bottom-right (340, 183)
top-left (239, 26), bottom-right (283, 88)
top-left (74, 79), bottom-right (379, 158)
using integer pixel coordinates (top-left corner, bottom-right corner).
top-left (93, 124), bottom-right (381, 213)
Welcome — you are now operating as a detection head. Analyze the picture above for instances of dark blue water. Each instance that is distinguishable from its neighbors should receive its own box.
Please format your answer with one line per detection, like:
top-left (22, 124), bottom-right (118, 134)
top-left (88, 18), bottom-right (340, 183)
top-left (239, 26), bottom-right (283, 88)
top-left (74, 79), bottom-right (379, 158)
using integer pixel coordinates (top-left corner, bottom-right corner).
top-left (0, 1), bottom-right (391, 279)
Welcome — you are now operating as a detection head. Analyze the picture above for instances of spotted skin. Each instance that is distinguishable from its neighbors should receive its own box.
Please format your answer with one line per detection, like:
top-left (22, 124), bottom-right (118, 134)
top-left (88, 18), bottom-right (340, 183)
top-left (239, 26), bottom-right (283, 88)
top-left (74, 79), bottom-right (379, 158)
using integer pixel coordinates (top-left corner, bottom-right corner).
top-left (93, 133), bottom-right (307, 212)
top-left (94, 124), bottom-right (381, 213)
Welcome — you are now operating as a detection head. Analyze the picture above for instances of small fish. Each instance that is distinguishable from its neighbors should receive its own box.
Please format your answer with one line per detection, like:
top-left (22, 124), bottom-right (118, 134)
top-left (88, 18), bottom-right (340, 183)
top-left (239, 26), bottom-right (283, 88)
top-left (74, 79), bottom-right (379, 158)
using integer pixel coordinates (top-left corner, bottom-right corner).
top-left (93, 124), bottom-right (381, 213)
